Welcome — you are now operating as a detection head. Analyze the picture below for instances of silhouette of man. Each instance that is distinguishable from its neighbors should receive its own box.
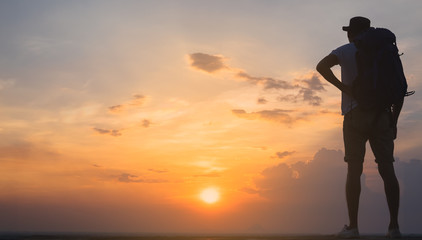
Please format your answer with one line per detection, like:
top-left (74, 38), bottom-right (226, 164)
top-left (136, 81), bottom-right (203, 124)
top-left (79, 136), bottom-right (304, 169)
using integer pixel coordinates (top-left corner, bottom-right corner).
top-left (316, 17), bottom-right (402, 238)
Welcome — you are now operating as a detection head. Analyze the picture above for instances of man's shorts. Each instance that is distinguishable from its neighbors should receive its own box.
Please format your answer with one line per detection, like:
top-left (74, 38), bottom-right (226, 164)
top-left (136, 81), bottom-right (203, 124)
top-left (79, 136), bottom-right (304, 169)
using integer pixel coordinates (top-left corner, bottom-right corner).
top-left (343, 106), bottom-right (395, 163)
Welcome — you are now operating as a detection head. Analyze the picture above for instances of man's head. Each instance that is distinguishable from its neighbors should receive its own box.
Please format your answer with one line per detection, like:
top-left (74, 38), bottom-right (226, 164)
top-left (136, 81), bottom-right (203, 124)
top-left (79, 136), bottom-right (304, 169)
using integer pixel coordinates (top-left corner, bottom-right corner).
top-left (343, 16), bottom-right (371, 41)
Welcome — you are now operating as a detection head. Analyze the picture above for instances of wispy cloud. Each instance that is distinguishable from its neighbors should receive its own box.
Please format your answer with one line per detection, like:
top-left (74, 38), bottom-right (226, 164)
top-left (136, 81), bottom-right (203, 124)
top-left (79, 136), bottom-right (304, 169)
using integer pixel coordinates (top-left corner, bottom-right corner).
top-left (193, 172), bottom-right (221, 178)
top-left (108, 105), bottom-right (124, 113)
top-left (92, 127), bottom-right (122, 137)
top-left (275, 151), bottom-right (296, 159)
top-left (236, 71), bottom-right (298, 90)
top-left (108, 94), bottom-right (146, 114)
top-left (240, 187), bottom-right (260, 195)
top-left (90, 165), bottom-right (169, 183)
top-left (148, 168), bottom-right (168, 173)
top-left (117, 173), bottom-right (168, 183)
top-left (23, 36), bottom-right (72, 56)
top-left (231, 107), bottom-right (338, 125)
top-left (0, 78), bottom-right (15, 91)
top-left (232, 109), bottom-right (294, 125)
top-left (0, 141), bottom-right (60, 160)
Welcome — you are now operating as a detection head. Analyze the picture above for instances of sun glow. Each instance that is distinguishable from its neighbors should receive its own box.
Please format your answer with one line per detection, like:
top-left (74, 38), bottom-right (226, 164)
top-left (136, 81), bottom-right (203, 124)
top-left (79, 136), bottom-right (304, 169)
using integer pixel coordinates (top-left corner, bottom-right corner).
top-left (199, 187), bottom-right (220, 204)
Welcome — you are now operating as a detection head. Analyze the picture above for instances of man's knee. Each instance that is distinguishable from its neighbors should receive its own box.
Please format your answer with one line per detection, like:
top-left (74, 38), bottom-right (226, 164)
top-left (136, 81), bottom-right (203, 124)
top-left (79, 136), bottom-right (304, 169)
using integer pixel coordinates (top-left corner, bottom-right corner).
top-left (347, 161), bottom-right (363, 177)
top-left (378, 162), bottom-right (396, 179)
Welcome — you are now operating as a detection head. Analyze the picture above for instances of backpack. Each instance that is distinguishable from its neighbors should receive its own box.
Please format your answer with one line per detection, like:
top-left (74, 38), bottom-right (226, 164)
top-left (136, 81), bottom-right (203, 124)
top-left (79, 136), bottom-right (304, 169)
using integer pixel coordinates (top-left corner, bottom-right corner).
top-left (352, 27), bottom-right (414, 111)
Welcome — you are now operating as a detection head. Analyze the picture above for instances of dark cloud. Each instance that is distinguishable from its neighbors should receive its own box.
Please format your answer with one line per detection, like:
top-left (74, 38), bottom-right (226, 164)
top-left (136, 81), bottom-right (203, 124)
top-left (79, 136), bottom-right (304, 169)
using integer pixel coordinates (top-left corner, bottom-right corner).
top-left (188, 52), bottom-right (328, 106)
top-left (277, 88), bottom-right (323, 106)
top-left (395, 158), bottom-right (422, 232)
top-left (236, 71), bottom-right (298, 90)
top-left (232, 109), bottom-right (294, 125)
top-left (275, 151), bottom-right (296, 159)
top-left (246, 149), bottom-right (357, 232)
top-left (247, 148), bottom-right (422, 233)
top-left (257, 98), bottom-right (267, 104)
top-left (92, 127), bottom-right (122, 137)
top-left (276, 74), bottom-right (326, 106)
top-left (298, 87), bottom-right (323, 106)
top-left (188, 53), bottom-right (228, 73)
top-left (301, 74), bottom-right (327, 91)
top-left (108, 104), bottom-right (124, 113)
top-left (117, 173), bottom-right (167, 183)
top-left (298, 74), bottom-right (326, 106)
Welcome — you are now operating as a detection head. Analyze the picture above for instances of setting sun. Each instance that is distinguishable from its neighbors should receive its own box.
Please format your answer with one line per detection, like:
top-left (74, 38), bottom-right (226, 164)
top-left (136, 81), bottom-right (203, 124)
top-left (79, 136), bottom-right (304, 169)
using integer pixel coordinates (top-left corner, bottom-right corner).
top-left (199, 187), bottom-right (220, 204)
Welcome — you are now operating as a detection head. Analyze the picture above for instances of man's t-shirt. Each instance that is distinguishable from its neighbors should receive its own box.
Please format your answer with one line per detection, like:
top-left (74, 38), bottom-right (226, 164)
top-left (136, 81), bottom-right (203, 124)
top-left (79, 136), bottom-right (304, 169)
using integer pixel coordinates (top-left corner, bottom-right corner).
top-left (331, 43), bottom-right (358, 115)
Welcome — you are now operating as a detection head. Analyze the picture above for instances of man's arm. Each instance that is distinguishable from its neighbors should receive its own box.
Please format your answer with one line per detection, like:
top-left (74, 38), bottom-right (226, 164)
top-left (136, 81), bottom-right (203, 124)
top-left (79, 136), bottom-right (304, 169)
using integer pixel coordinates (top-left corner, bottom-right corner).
top-left (316, 54), bottom-right (352, 96)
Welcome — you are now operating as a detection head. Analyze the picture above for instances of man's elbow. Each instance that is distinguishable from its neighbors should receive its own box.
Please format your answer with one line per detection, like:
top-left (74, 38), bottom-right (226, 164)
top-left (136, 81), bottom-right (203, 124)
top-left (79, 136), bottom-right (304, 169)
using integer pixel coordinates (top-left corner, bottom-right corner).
top-left (316, 61), bottom-right (326, 75)
top-left (316, 54), bottom-right (338, 74)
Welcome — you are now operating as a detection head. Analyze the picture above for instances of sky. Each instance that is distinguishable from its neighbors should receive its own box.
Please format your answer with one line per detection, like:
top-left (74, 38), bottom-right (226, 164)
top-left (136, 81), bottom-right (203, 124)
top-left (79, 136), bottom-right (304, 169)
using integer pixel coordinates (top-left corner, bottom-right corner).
top-left (1, 0), bottom-right (422, 235)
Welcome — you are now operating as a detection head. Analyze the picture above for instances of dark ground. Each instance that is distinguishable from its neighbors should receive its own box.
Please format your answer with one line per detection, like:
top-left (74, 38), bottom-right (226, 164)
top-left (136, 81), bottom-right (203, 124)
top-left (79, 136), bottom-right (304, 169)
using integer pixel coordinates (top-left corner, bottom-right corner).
top-left (2, 234), bottom-right (422, 240)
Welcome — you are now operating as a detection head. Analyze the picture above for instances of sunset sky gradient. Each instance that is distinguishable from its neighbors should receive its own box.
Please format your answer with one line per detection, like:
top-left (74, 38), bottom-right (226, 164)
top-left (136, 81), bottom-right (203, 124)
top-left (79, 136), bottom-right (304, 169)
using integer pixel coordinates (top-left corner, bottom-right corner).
top-left (1, 0), bottom-right (422, 235)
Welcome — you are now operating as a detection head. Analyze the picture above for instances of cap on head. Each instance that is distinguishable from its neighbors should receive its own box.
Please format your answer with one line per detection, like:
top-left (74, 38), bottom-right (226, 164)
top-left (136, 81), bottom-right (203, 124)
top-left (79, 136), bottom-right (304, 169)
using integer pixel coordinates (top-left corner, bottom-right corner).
top-left (342, 16), bottom-right (371, 34)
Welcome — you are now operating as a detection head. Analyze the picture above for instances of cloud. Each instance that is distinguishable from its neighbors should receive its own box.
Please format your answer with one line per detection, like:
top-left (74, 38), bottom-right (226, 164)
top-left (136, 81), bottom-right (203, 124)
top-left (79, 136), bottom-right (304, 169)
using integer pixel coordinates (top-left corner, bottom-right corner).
top-left (232, 109), bottom-right (294, 125)
top-left (108, 105), bottom-right (124, 113)
top-left (275, 151), bottom-right (296, 159)
top-left (109, 94), bottom-right (146, 113)
top-left (0, 78), bottom-right (15, 91)
top-left (188, 51), bottom-right (300, 92)
top-left (277, 74), bottom-right (326, 106)
top-left (117, 173), bottom-right (167, 183)
top-left (240, 187), bottom-right (261, 195)
top-left (231, 108), bottom-right (336, 125)
top-left (193, 172), bottom-right (221, 178)
top-left (23, 36), bottom-right (70, 55)
top-left (92, 127), bottom-right (122, 137)
top-left (236, 71), bottom-right (298, 90)
top-left (89, 165), bottom-right (169, 183)
top-left (141, 119), bottom-right (151, 128)
top-left (243, 149), bottom-right (354, 232)
top-left (298, 88), bottom-right (323, 106)
top-left (188, 52), bottom-right (327, 106)
top-left (188, 53), bottom-right (228, 73)
top-left (253, 148), bottom-right (346, 200)
top-left (130, 94), bottom-right (146, 106)
top-left (257, 98), bottom-right (267, 104)
top-left (319, 109), bottom-right (341, 115)
top-left (301, 74), bottom-right (327, 91)
top-left (299, 74), bottom-right (327, 105)
top-left (247, 148), bottom-right (422, 233)
top-left (0, 141), bottom-right (60, 161)
top-left (148, 168), bottom-right (168, 173)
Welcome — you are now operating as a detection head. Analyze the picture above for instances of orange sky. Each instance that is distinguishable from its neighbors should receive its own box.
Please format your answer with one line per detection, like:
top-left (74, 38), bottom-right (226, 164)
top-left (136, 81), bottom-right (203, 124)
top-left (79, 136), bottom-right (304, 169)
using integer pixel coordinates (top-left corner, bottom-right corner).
top-left (1, 0), bottom-right (422, 235)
